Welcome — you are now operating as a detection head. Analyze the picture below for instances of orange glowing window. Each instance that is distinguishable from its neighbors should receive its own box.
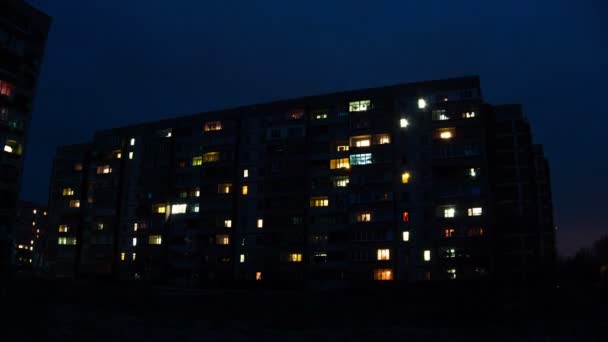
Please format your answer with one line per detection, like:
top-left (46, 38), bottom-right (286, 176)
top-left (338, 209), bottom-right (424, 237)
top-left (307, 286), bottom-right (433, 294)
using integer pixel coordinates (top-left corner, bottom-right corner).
top-left (204, 121), bottom-right (222, 132)
top-left (402, 211), bottom-right (410, 223)
top-left (444, 228), bottom-right (455, 238)
top-left (373, 269), bottom-right (393, 281)
top-left (0, 80), bottom-right (15, 96)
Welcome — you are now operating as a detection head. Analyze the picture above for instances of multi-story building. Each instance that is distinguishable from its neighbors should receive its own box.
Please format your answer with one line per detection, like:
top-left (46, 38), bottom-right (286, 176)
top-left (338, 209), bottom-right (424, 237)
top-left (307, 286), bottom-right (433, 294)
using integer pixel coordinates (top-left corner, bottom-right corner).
top-left (47, 76), bottom-right (555, 286)
top-left (0, 0), bottom-right (51, 275)
top-left (14, 201), bottom-right (48, 270)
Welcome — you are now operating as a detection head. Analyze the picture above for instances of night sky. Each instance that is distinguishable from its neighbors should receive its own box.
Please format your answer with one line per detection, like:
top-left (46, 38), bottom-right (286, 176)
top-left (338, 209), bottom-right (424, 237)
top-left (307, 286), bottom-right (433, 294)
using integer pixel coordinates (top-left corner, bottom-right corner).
top-left (22, 0), bottom-right (607, 256)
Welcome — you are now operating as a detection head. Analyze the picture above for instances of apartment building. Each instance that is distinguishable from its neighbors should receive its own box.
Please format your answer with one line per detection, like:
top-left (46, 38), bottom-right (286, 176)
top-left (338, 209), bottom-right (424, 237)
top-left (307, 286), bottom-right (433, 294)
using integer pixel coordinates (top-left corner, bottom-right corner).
top-left (47, 76), bottom-right (555, 286)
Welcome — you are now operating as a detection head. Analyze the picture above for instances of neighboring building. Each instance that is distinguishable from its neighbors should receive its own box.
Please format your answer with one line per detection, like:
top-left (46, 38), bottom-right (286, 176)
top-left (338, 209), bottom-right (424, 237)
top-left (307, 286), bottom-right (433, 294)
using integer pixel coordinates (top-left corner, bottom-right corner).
top-left (47, 76), bottom-right (555, 286)
top-left (14, 201), bottom-right (48, 270)
top-left (0, 0), bottom-right (52, 276)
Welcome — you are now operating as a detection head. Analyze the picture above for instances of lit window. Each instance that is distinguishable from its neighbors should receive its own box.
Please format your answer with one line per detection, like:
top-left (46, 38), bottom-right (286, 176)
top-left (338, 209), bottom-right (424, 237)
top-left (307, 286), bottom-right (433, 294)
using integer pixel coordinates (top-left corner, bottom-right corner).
top-left (330, 158), bottom-right (350, 169)
top-left (467, 207), bottom-right (483, 216)
top-left (310, 196), bottom-right (329, 207)
top-left (62, 188), bottom-right (74, 196)
top-left (155, 204), bottom-right (166, 214)
top-left (443, 207), bottom-right (456, 218)
top-left (240, 254), bottom-right (245, 263)
top-left (288, 253), bottom-right (302, 262)
top-left (194, 188), bottom-right (201, 197)
top-left (3, 140), bottom-right (22, 155)
top-left (432, 109), bottom-right (450, 121)
top-left (133, 223), bottom-right (138, 232)
top-left (357, 212), bottom-right (371, 222)
top-left (401, 172), bottom-right (411, 184)
top-left (444, 228), bottom-right (455, 238)
top-left (377, 249), bottom-right (390, 261)
top-left (171, 204), bottom-right (187, 214)
top-left (373, 269), bottom-right (393, 281)
top-left (402, 211), bottom-right (410, 222)
top-left (436, 128), bottom-right (455, 140)
top-left (469, 168), bottom-right (478, 178)
top-left (97, 223), bottom-right (104, 230)
top-left (314, 113), bottom-right (328, 120)
top-left (204, 121), bottom-right (222, 132)
top-left (74, 163), bottom-right (83, 171)
top-left (218, 183), bottom-right (232, 194)
top-left (58, 225), bottom-right (69, 233)
top-left (289, 109), bottom-right (304, 120)
top-left (192, 203), bottom-right (200, 213)
top-left (349, 100), bottom-right (371, 112)
top-left (132, 253), bottom-right (137, 261)
top-left (463, 111), bottom-right (476, 119)
top-left (355, 138), bottom-right (370, 147)
top-left (242, 185), bottom-right (248, 195)
top-left (257, 218), bottom-right (263, 229)
top-left (243, 169), bottom-right (249, 178)
top-left (418, 98), bottom-right (427, 109)
top-left (58, 237), bottom-right (77, 245)
top-left (349, 153), bottom-right (372, 165)
top-left (256, 272), bottom-right (262, 281)
top-left (216, 234), bottom-right (230, 245)
top-left (0, 80), bottom-right (15, 96)
top-left (337, 145), bottom-right (349, 152)
top-left (192, 156), bottom-right (202, 166)
top-left (440, 131), bottom-right (453, 139)
top-left (224, 219), bottom-right (232, 228)
top-left (400, 118), bottom-right (409, 128)
top-left (128, 152), bottom-right (133, 160)
top-left (96, 165), bottom-right (112, 174)
top-left (402, 231), bottom-right (410, 242)
top-left (130, 138), bottom-right (135, 146)
top-left (149, 235), bottom-right (162, 245)
top-left (333, 175), bottom-right (349, 187)
top-left (447, 268), bottom-right (457, 279)
top-left (445, 248), bottom-right (456, 258)
top-left (132, 237), bottom-right (137, 246)
top-left (375, 134), bottom-right (391, 145)
top-left (120, 252), bottom-right (126, 261)
top-left (424, 250), bottom-right (431, 261)
top-left (203, 152), bottom-right (219, 163)
top-left (69, 200), bottom-right (80, 208)
top-left (33, 209), bottom-right (37, 214)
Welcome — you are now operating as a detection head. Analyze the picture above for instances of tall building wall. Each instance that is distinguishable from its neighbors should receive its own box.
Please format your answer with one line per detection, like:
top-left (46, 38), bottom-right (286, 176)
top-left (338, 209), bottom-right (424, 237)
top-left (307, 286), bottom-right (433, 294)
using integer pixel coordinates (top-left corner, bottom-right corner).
top-left (47, 76), bottom-right (555, 286)
top-left (0, 0), bottom-right (51, 275)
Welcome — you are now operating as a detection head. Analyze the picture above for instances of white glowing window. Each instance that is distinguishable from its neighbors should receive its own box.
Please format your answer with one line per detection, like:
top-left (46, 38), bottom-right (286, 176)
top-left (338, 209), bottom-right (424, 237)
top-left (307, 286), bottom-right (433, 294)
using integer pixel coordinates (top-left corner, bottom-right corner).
top-left (349, 100), bottom-right (371, 112)
top-left (444, 207), bottom-right (456, 218)
top-left (240, 254), bottom-right (245, 263)
top-left (192, 203), bottom-right (200, 213)
top-left (333, 176), bottom-right (349, 187)
top-left (130, 138), bottom-right (135, 146)
top-left (418, 98), bottom-right (427, 109)
top-left (467, 207), bottom-right (483, 216)
top-left (400, 118), bottom-right (409, 128)
top-left (171, 204), bottom-right (187, 214)
top-left (132, 253), bottom-right (137, 261)
top-left (377, 249), bottom-right (390, 261)
top-left (133, 223), bottom-right (138, 232)
top-left (128, 152), bottom-right (133, 159)
top-left (447, 268), bottom-right (457, 279)
top-left (314, 113), bottom-right (328, 120)
top-left (469, 168), bottom-right (478, 178)
top-left (424, 250), bottom-right (431, 261)
top-left (432, 110), bottom-right (449, 121)
top-left (3, 145), bottom-right (12, 153)
top-left (257, 218), bottom-right (264, 229)
top-left (224, 219), bottom-right (232, 228)
top-left (132, 237), bottom-right (137, 246)
top-left (446, 248), bottom-right (456, 258)
top-left (463, 111), bottom-right (476, 118)
top-left (243, 169), bottom-right (249, 178)
top-left (402, 231), bottom-right (410, 242)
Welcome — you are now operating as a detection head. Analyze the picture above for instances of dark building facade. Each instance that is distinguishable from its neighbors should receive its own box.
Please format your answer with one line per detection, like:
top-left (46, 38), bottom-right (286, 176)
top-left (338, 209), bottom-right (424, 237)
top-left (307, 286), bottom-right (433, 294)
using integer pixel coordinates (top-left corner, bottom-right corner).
top-left (47, 76), bottom-right (555, 286)
top-left (0, 0), bottom-right (51, 275)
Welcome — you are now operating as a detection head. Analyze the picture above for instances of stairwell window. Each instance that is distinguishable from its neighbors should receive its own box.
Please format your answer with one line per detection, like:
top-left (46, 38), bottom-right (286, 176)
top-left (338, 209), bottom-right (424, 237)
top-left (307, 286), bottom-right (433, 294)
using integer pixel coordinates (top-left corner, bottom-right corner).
top-left (349, 100), bottom-right (371, 112)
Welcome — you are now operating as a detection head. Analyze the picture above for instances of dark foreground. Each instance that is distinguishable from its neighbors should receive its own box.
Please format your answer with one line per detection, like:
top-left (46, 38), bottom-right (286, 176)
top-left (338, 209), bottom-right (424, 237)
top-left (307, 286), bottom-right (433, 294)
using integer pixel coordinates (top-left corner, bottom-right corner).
top-left (1, 274), bottom-right (607, 341)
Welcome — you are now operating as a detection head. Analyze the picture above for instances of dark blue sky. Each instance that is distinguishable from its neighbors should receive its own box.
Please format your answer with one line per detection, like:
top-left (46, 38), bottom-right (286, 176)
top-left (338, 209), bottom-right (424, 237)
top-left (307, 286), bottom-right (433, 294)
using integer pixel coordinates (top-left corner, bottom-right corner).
top-left (23, 0), bottom-right (607, 255)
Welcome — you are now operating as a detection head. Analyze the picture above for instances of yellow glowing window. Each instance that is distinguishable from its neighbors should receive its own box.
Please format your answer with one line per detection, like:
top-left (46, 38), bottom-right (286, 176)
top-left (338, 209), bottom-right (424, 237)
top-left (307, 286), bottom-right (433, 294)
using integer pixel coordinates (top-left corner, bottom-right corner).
top-left (58, 237), bottom-right (77, 245)
top-left (333, 175), bottom-right (349, 187)
top-left (120, 252), bottom-right (126, 261)
top-left (96, 165), bottom-right (112, 174)
top-left (133, 223), bottom-right (138, 232)
top-left (203, 152), bottom-right (220, 163)
top-left (375, 134), bottom-right (391, 145)
top-left (216, 234), bottom-right (230, 245)
top-left (154, 205), bottom-right (166, 214)
top-left (314, 113), bottom-right (328, 120)
top-left (204, 121), bottom-right (222, 132)
top-left (192, 156), bottom-right (202, 166)
top-left (224, 219), bottom-right (232, 228)
top-left (444, 228), bottom-right (455, 237)
top-left (240, 254), bottom-right (245, 263)
top-left (401, 172), bottom-right (411, 184)
top-left (349, 100), bottom-right (371, 112)
top-left (436, 128), bottom-right (455, 140)
top-left (288, 253), bottom-right (302, 262)
top-left (69, 200), bottom-right (80, 208)
top-left (350, 135), bottom-right (372, 148)
top-left (58, 225), bottom-right (69, 233)
top-left (218, 183), bottom-right (232, 194)
top-left (373, 269), bottom-right (393, 281)
top-left (402, 231), bottom-right (410, 242)
top-left (377, 249), bottom-right (390, 261)
top-left (337, 145), bottom-right (349, 152)
top-left (114, 150), bottom-right (122, 159)
top-left (62, 188), bottom-right (74, 196)
top-left (148, 235), bottom-right (162, 245)
top-left (256, 272), bottom-right (262, 281)
top-left (242, 185), bottom-right (248, 195)
top-left (467, 207), bottom-right (483, 216)
top-left (257, 218), bottom-right (264, 229)
top-left (424, 250), bottom-right (431, 261)
top-left (330, 158), bottom-right (350, 169)
top-left (357, 212), bottom-right (371, 222)
top-left (310, 196), bottom-right (329, 207)
top-left (440, 131), bottom-right (453, 139)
